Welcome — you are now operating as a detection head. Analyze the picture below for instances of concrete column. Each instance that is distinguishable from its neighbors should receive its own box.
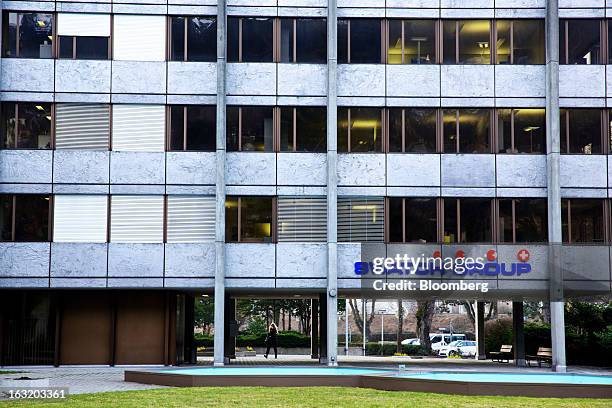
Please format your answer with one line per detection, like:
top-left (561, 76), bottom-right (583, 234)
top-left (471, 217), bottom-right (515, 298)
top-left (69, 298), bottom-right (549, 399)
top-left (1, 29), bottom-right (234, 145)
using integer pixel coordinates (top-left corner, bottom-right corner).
top-left (475, 301), bottom-right (486, 360)
top-left (512, 302), bottom-right (526, 367)
top-left (213, 0), bottom-right (227, 367)
top-left (325, 0), bottom-right (339, 368)
top-left (224, 296), bottom-right (236, 362)
top-left (311, 299), bottom-right (319, 359)
top-left (319, 293), bottom-right (328, 363)
top-left (545, 0), bottom-right (567, 373)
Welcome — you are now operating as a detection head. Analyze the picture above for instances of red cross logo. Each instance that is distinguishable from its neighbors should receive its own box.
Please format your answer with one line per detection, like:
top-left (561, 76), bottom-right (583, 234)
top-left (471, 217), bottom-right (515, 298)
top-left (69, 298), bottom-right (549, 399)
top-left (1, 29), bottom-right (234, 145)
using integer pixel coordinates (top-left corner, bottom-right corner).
top-left (517, 249), bottom-right (530, 262)
top-left (486, 249), bottom-right (497, 261)
top-left (455, 250), bottom-right (465, 258)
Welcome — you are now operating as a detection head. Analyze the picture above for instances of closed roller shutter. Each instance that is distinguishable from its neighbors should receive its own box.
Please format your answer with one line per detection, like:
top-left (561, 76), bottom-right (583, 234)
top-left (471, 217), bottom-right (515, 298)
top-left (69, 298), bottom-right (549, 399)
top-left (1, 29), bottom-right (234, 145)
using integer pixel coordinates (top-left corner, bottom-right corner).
top-left (166, 196), bottom-right (215, 243)
top-left (55, 104), bottom-right (110, 150)
top-left (113, 15), bottom-right (166, 61)
top-left (277, 197), bottom-right (327, 242)
top-left (53, 195), bottom-right (108, 243)
top-left (110, 195), bottom-right (164, 243)
top-left (57, 13), bottom-right (111, 37)
top-left (111, 105), bottom-right (165, 152)
top-left (338, 197), bottom-right (384, 242)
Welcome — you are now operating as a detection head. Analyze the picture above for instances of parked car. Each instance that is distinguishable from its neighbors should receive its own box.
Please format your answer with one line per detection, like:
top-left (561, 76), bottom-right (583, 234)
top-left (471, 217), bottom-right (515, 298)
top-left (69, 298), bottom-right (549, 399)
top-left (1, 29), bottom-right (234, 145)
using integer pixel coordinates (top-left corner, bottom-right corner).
top-left (401, 333), bottom-right (467, 350)
top-left (438, 340), bottom-right (462, 356)
top-left (439, 340), bottom-right (478, 357)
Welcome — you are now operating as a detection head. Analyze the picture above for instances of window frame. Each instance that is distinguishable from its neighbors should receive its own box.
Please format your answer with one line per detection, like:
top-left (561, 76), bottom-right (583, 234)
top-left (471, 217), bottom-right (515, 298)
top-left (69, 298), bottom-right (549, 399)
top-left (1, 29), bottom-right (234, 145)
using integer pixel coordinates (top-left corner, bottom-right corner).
top-left (0, 194), bottom-right (53, 242)
top-left (338, 107), bottom-right (386, 153)
top-left (497, 198), bottom-right (548, 243)
top-left (57, 35), bottom-right (111, 60)
top-left (227, 106), bottom-right (277, 152)
top-left (562, 198), bottom-right (609, 244)
top-left (386, 108), bottom-right (440, 153)
top-left (167, 105), bottom-right (216, 152)
top-left (2, 11), bottom-right (55, 58)
top-left (442, 108), bottom-right (493, 154)
top-left (168, 15), bottom-right (217, 62)
top-left (338, 18), bottom-right (385, 64)
top-left (442, 198), bottom-right (495, 244)
top-left (385, 197), bottom-right (441, 243)
top-left (225, 196), bottom-right (277, 243)
top-left (495, 108), bottom-right (546, 154)
top-left (385, 19), bottom-right (439, 65)
top-left (1, 102), bottom-right (54, 150)
top-left (560, 108), bottom-right (607, 154)
top-left (493, 19), bottom-right (545, 65)
top-left (442, 20), bottom-right (493, 65)
top-left (279, 106), bottom-right (327, 153)
top-left (278, 17), bottom-right (327, 64)
top-left (228, 16), bottom-right (276, 63)
top-left (560, 19), bottom-right (606, 65)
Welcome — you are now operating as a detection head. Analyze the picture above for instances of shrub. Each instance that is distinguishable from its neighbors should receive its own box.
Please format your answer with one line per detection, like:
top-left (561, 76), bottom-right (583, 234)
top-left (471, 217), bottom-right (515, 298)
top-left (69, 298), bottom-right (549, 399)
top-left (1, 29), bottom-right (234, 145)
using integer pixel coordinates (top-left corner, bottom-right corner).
top-left (484, 318), bottom-right (512, 356)
top-left (194, 333), bottom-right (214, 348)
top-left (235, 330), bottom-right (311, 348)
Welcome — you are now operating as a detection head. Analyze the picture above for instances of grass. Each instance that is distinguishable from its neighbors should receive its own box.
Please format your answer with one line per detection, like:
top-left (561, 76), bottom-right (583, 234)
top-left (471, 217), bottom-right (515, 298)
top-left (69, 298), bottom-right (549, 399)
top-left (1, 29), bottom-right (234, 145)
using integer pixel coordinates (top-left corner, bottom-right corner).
top-left (1, 387), bottom-right (610, 408)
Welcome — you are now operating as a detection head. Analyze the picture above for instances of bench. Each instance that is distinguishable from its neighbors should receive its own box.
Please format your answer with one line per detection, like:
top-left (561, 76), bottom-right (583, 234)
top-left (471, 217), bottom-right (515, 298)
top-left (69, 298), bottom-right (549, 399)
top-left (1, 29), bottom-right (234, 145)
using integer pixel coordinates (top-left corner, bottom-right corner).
top-left (490, 345), bottom-right (513, 363)
top-left (527, 347), bottom-right (553, 367)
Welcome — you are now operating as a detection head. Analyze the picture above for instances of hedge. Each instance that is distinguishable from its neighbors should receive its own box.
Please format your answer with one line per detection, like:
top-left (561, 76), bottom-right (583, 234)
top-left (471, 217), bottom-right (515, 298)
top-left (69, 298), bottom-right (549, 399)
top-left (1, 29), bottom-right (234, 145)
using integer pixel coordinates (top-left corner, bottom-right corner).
top-left (365, 342), bottom-right (428, 356)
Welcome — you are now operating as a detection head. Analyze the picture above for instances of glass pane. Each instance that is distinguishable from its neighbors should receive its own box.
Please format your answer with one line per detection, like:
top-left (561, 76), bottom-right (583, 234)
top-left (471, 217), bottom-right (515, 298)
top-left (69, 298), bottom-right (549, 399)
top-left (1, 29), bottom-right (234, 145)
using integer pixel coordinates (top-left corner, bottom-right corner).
top-left (75, 37), bottom-right (108, 60)
top-left (280, 19), bottom-right (294, 63)
top-left (16, 103), bottom-right (51, 149)
top-left (513, 108), bottom-right (546, 153)
top-left (405, 109), bottom-right (436, 153)
top-left (388, 109), bottom-right (403, 152)
top-left (0, 195), bottom-right (13, 241)
top-left (226, 107), bottom-right (239, 151)
top-left (225, 196), bottom-right (239, 242)
top-left (387, 20), bottom-right (402, 65)
top-left (169, 106), bottom-right (185, 150)
top-left (387, 198), bottom-right (403, 242)
top-left (566, 20), bottom-right (601, 64)
top-left (460, 199), bottom-right (491, 243)
top-left (442, 109), bottom-right (457, 153)
top-left (566, 109), bottom-right (602, 154)
top-left (404, 20), bottom-right (436, 64)
top-left (1, 102), bottom-right (17, 149)
top-left (240, 107), bottom-right (274, 152)
top-left (14, 195), bottom-right (49, 241)
top-left (561, 199), bottom-right (569, 242)
top-left (240, 196), bottom-right (273, 242)
top-left (442, 20), bottom-right (457, 64)
top-left (405, 198), bottom-right (437, 243)
top-left (515, 198), bottom-right (547, 242)
top-left (338, 19), bottom-right (348, 64)
top-left (350, 19), bottom-right (381, 63)
top-left (170, 17), bottom-right (185, 61)
top-left (569, 199), bottom-right (604, 243)
top-left (349, 108), bottom-right (382, 152)
top-left (227, 17), bottom-right (239, 62)
top-left (496, 20), bottom-right (511, 64)
top-left (337, 108), bottom-right (349, 152)
top-left (3, 12), bottom-right (18, 57)
top-left (296, 18), bottom-right (326, 63)
top-left (187, 17), bottom-right (216, 62)
top-left (58, 36), bottom-right (73, 59)
top-left (512, 19), bottom-right (545, 64)
top-left (242, 18), bottom-right (273, 62)
top-left (279, 108), bottom-right (293, 151)
top-left (497, 109), bottom-right (512, 153)
top-left (443, 199), bottom-right (457, 243)
top-left (186, 105), bottom-right (215, 151)
top-left (458, 109), bottom-right (489, 153)
top-left (17, 13), bottom-right (53, 58)
top-left (458, 20), bottom-right (491, 64)
top-left (295, 107), bottom-right (326, 152)
top-left (498, 199), bottom-right (513, 242)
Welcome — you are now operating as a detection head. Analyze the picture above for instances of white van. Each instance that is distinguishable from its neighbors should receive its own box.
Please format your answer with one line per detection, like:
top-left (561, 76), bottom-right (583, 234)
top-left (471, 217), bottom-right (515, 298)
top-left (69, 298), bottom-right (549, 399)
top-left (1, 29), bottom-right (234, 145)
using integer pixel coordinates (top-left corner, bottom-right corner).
top-left (401, 333), bottom-right (467, 351)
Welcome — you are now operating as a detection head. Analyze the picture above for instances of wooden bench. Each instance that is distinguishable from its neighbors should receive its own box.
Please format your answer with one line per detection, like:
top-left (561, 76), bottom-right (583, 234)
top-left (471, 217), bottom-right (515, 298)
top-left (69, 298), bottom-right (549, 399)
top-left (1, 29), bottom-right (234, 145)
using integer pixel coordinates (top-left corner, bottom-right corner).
top-left (527, 347), bottom-right (553, 367)
top-left (490, 345), bottom-right (513, 363)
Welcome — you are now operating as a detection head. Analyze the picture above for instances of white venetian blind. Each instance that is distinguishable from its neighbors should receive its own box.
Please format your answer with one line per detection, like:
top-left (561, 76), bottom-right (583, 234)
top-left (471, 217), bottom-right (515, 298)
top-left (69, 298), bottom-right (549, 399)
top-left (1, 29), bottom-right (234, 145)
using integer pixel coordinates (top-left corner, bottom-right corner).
top-left (277, 197), bottom-right (327, 242)
top-left (55, 104), bottom-right (110, 150)
top-left (57, 13), bottom-right (111, 37)
top-left (53, 195), bottom-right (108, 243)
top-left (111, 105), bottom-right (165, 151)
top-left (166, 196), bottom-right (216, 243)
top-left (113, 15), bottom-right (166, 61)
top-left (110, 195), bottom-right (164, 243)
top-left (337, 197), bottom-right (384, 242)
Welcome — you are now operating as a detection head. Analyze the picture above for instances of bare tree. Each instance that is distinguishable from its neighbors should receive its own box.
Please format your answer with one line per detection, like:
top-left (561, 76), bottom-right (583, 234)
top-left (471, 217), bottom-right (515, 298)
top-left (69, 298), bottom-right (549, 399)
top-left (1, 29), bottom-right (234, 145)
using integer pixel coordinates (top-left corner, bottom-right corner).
top-left (396, 299), bottom-right (404, 353)
top-left (348, 299), bottom-right (377, 338)
top-left (416, 300), bottom-right (435, 353)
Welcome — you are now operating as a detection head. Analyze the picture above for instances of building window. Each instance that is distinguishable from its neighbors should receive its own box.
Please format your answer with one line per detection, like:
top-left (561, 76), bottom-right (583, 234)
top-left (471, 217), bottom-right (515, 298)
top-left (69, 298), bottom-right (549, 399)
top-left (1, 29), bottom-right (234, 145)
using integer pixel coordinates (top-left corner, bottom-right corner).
top-left (280, 18), bottom-right (326, 63)
top-left (112, 105), bottom-right (166, 152)
top-left (495, 20), bottom-right (545, 64)
top-left (113, 15), bottom-right (166, 61)
top-left (227, 106), bottom-right (275, 152)
top-left (57, 13), bottom-right (110, 60)
top-left (443, 20), bottom-right (491, 64)
top-left (338, 19), bottom-right (383, 64)
top-left (166, 196), bottom-right (215, 243)
top-left (388, 108), bottom-right (437, 153)
top-left (170, 16), bottom-right (217, 62)
top-left (228, 17), bottom-right (274, 63)
top-left (497, 108), bottom-right (546, 154)
top-left (338, 197), bottom-right (384, 242)
top-left (277, 197), bottom-right (327, 242)
top-left (498, 198), bottom-right (547, 243)
top-left (53, 195), bottom-right (108, 243)
top-left (444, 198), bottom-right (492, 243)
top-left (2, 12), bottom-right (53, 58)
top-left (560, 19), bottom-right (603, 65)
top-left (280, 107), bottom-right (326, 152)
top-left (169, 105), bottom-right (216, 151)
top-left (443, 109), bottom-right (491, 153)
top-left (0, 195), bottom-right (50, 242)
top-left (225, 196), bottom-right (275, 243)
top-left (110, 195), bottom-right (164, 243)
top-left (55, 104), bottom-right (110, 150)
top-left (1, 102), bottom-right (52, 149)
top-left (387, 198), bottom-right (437, 243)
top-left (338, 108), bottom-right (383, 153)
top-left (562, 199), bottom-right (606, 243)
top-left (560, 109), bottom-right (604, 154)
top-left (387, 20), bottom-right (436, 64)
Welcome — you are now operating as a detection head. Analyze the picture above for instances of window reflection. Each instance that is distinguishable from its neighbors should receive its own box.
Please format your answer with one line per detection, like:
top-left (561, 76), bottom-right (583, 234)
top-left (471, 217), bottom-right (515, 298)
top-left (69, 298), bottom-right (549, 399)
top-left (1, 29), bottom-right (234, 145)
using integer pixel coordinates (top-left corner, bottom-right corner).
top-left (561, 19), bottom-right (601, 65)
top-left (2, 12), bottom-right (53, 58)
top-left (562, 199), bottom-right (605, 243)
top-left (338, 108), bottom-right (383, 152)
top-left (388, 20), bottom-right (436, 64)
top-left (443, 20), bottom-right (491, 64)
top-left (1, 102), bottom-right (52, 149)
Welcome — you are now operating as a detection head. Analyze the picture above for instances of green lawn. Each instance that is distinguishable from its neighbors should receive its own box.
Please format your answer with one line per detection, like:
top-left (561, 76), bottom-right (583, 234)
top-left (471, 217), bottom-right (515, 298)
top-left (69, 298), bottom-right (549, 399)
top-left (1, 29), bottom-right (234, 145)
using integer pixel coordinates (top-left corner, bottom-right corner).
top-left (1, 387), bottom-right (611, 408)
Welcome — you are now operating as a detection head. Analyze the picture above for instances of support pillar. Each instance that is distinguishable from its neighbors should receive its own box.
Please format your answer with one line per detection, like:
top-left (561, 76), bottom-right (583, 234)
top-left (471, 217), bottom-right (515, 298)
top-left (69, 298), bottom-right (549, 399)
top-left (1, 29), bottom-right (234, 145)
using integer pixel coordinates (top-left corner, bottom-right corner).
top-left (224, 295), bottom-right (236, 362)
top-left (213, 0), bottom-right (228, 367)
top-left (512, 301), bottom-right (526, 367)
top-left (319, 294), bottom-right (328, 363)
top-left (311, 299), bottom-right (319, 359)
top-left (475, 301), bottom-right (486, 360)
top-left (545, 0), bottom-right (567, 373)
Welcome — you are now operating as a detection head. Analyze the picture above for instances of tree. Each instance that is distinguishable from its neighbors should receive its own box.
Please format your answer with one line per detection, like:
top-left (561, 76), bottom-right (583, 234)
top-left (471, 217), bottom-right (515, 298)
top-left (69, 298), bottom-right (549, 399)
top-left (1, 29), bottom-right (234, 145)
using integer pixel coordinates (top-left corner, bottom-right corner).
top-left (396, 299), bottom-right (404, 353)
top-left (415, 300), bottom-right (435, 353)
top-left (348, 299), bottom-right (376, 339)
top-left (194, 297), bottom-right (214, 334)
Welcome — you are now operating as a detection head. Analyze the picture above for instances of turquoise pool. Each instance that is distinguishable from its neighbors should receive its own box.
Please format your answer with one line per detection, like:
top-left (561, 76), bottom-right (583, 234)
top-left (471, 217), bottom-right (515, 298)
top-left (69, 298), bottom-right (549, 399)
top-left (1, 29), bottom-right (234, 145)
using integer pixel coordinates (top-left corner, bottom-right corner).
top-left (163, 367), bottom-right (389, 376)
top-left (396, 372), bottom-right (612, 385)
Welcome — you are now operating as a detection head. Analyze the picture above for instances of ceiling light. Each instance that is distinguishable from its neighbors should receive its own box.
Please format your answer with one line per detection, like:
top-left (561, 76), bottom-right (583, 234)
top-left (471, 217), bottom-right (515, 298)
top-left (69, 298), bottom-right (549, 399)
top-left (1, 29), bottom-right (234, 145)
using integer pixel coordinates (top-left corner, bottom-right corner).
top-left (35, 105), bottom-right (44, 111)
top-left (477, 42), bottom-right (489, 49)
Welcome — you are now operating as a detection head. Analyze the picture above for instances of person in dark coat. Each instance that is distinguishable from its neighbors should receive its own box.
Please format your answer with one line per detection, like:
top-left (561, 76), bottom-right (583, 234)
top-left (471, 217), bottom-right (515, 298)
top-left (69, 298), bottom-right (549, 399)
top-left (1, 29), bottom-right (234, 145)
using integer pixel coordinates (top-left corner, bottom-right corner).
top-left (264, 323), bottom-right (278, 359)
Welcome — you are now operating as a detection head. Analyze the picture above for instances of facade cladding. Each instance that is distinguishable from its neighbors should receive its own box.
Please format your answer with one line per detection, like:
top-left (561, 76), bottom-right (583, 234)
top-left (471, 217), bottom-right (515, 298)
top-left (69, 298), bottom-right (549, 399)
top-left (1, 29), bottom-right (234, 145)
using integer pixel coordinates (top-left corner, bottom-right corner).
top-left (0, 0), bottom-right (611, 368)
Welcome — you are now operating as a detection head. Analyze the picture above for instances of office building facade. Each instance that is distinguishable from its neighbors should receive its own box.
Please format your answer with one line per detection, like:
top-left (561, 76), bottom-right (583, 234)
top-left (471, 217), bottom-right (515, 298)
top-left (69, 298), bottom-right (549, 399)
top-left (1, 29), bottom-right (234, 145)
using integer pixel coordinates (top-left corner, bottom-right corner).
top-left (0, 0), bottom-right (611, 369)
